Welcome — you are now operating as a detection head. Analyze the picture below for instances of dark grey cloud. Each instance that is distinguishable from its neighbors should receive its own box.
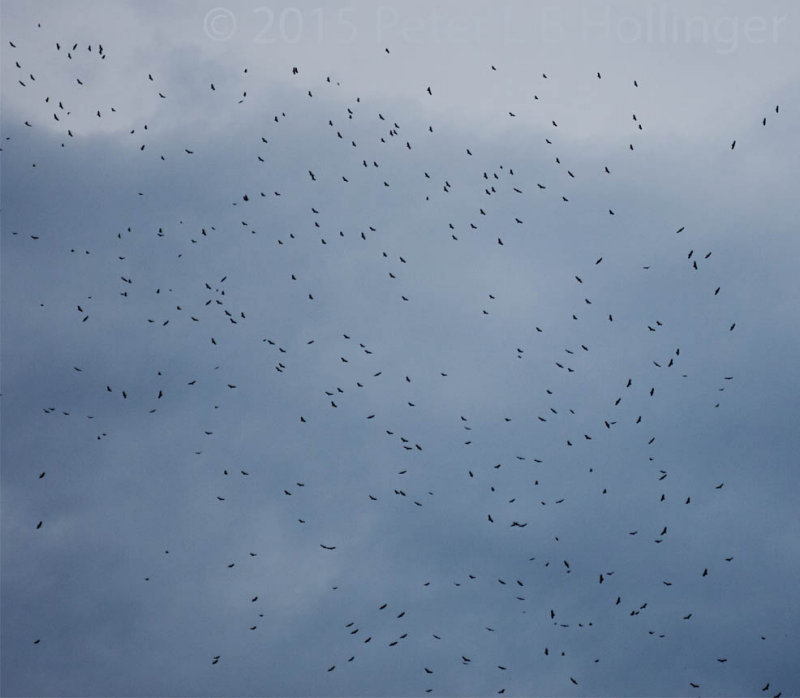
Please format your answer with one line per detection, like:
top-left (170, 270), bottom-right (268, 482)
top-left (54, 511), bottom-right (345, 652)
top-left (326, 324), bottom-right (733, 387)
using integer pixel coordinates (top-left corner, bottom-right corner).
top-left (2, 2), bottom-right (799, 697)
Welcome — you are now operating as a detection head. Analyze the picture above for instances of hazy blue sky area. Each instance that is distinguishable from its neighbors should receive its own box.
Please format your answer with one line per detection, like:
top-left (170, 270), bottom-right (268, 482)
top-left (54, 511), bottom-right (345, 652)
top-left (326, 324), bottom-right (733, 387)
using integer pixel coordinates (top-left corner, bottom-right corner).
top-left (2, 2), bottom-right (799, 696)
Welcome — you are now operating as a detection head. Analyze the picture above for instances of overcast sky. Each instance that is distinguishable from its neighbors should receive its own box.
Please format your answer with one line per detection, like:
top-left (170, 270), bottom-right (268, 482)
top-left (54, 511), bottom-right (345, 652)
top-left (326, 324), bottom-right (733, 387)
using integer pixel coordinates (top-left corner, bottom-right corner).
top-left (2, 2), bottom-right (800, 697)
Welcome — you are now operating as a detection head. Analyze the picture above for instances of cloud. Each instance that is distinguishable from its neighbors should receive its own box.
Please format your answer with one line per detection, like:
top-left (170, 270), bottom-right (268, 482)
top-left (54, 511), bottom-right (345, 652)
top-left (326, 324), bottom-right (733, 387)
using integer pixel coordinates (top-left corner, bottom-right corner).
top-left (2, 1), bottom-right (799, 696)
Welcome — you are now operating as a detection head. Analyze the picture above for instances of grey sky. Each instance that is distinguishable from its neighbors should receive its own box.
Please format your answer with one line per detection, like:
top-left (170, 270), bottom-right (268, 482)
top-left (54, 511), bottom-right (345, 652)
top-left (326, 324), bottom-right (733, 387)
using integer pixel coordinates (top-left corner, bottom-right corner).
top-left (2, 1), bottom-right (799, 697)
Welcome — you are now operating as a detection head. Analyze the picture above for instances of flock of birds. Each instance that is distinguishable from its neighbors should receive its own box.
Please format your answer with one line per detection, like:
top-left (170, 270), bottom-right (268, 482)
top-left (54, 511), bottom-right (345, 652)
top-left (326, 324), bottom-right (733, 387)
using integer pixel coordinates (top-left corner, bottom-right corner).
top-left (4, 16), bottom-right (791, 698)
